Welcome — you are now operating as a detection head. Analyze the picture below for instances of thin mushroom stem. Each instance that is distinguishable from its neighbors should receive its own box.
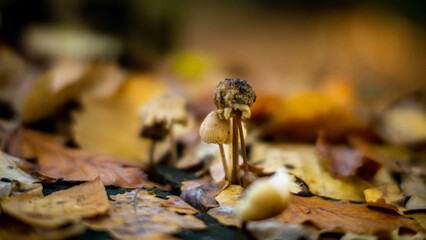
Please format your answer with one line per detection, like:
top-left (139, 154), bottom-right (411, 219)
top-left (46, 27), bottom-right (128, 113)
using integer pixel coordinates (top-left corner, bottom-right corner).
top-left (232, 116), bottom-right (241, 185)
top-left (149, 140), bottom-right (156, 168)
top-left (169, 123), bottom-right (176, 165)
top-left (218, 144), bottom-right (230, 181)
top-left (236, 111), bottom-right (249, 187)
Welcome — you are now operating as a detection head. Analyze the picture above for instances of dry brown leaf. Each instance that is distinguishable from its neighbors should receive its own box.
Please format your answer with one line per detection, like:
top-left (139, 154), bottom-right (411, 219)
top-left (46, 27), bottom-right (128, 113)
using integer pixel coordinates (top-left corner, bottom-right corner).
top-left (6, 129), bottom-right (165, 189)
top-left (364, 184), bottom-right (406, 212)
top-left (261, 93), bottom-right (362, 142)
top-left (207, 185), bottom-right (243, 227)
top-left (1, 178), bottom-right (109, 228)
top-left (85, 189), bottom-right (206, 239)
top-left (72, 75), bottom-right (169, 164)
top-left (251, 143), bottom-right (366, 201)
top-left (273, 195), bottom-right (425, 237)
top-left (180, 177), bottom-right (229, 212)
top-left (0, 216), bottom-right (86, 240)
top-left (316, 134), bottom-right (382, 179)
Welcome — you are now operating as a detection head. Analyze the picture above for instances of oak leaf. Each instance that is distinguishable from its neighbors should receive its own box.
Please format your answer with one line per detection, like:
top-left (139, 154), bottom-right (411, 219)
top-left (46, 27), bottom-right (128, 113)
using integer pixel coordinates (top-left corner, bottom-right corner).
top-left (0, 178), bottom-right (109, 228)
top-left (85, 189), bottom-right (205, 239)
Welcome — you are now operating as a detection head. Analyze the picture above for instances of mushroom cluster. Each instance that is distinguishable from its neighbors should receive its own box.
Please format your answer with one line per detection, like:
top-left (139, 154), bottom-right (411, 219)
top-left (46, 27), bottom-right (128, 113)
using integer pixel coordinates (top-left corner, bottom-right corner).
top-left (138, 95), bottom-right (188, 167)
top-left (200, 78), bottom-right (256, 186)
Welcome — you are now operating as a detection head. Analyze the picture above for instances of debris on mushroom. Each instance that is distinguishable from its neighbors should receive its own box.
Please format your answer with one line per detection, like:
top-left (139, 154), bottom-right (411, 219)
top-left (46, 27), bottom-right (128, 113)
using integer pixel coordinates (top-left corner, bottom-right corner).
top-left (237, 168), bottom-right (291, 222)
top-left (200, 110), bottom-right (231, 181)
top-left (138, 95), bottom-right (188, 166)
top-left (213, 78), bottom-right (256, 186)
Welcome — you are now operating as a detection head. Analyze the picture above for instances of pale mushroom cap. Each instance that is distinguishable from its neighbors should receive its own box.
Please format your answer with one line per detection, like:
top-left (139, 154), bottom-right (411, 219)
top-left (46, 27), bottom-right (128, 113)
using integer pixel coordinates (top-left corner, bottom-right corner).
top-left (237, 169), bottom-right (291, 221)
top-left (138, 95), bottom-right (188, 128)
top-left (200, 110), bottom-right (230, 144)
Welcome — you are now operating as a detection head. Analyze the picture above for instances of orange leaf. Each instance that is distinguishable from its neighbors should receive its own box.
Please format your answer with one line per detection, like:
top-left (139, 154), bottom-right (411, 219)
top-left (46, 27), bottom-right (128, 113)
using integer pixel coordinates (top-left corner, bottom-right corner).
top-left (6, 129), bottom-right (166, 189)
top-left (275, 195), bottom-right (424, 236)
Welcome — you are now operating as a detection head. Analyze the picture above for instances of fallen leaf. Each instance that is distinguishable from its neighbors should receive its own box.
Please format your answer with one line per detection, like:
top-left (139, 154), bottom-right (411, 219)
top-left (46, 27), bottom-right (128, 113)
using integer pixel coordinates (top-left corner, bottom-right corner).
top-left (0, 178), bottom-right (109, 228)
top-left (316, 134), bottom-right (382, 179)
top-left (375, 93), bottom-right (426, 146)
top-left (207, 185), bottom-right (244, 227)
top-left (6, 129), bottom-right (165, 189)
top-left (0, 150), bottom-right (38, 184)
top-left (85, 189), bottom-right (206, 239)
top-left (181, 177), bottom-right (229, 212)
top-left (72, 75), bottom-right (169, 164)
top-left (246, 219), bottom-right (316, 240)
top-left (11, 182), bottom-right (43, 197)
top-left (261, 93), bottom-right (362, 142)
top-left (251, 143), bottom-right (366, 201)
top-left (0, 215), bottom-right (86, 240)
top-left (0, 181), bottom-right (11, 199)
top-left (364, 184), bottom-right (406, 212)
top-left (273, 195), bottom-right (425, 236)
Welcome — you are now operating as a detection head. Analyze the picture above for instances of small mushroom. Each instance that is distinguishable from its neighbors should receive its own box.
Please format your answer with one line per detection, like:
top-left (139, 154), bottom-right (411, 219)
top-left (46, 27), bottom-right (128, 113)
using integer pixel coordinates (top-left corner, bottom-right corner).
top-left (138, 95), bottom-right (188, 166)
top-left (237, 168), bottom-right (291, 221)
top-left (200, 110), bottom-right (230, 181)
top-left (213, 78), bottom-right (256, 186)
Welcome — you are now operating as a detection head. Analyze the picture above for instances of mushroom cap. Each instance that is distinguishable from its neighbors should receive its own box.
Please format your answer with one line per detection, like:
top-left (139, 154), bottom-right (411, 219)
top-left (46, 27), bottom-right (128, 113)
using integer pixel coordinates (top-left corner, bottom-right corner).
top-left (237, 169), bottom-right (291, 221)
top-left (138, 95), bottom-right (188, 128)
top-left (214, 78), bottom-right (256, 120)
top-left (200, 110), bottom-right (230, 144)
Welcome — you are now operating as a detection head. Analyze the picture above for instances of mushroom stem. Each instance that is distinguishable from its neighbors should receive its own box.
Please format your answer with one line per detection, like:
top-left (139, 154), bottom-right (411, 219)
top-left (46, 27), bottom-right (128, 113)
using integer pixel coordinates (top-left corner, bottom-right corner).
top-left (236, 112), bottom-right (249, 187)
top-left (218, 144), bottom-right (230, 181)
top-left (169, 123), bottom-right (176, 165)
top-left (232, 116), bottom-right (241, 185)
top-left (149, 140), bottom-right (156, 168)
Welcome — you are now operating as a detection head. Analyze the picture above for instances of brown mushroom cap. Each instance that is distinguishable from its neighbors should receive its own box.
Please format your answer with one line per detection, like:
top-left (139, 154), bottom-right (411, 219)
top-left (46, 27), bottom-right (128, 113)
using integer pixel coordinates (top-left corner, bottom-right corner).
top-left (200, 110), bottom-right (230, 144)
top-left (214, 78), bottom-right (256, 119)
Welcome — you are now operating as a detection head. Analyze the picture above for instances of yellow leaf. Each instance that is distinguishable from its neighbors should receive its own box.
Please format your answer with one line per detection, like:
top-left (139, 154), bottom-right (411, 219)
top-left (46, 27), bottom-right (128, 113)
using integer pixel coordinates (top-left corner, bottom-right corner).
top-left (1, 178), bottom-right (109, 228)
top-left (207, 185), bottom-right (243, 227)
top-left (72, 76), bottom-right (167, 163)
top-left (251, 143), bottom-right (366, 201)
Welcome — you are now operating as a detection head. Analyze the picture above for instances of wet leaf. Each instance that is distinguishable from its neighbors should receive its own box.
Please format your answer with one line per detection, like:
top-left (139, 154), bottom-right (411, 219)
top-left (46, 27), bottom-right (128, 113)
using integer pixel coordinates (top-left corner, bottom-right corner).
top-left (273, 195), bottom-right (424, 236)
top-left (180, 177), bottom-right (229, 212)
top-left (251, 143), bottom-right (366, 201)
top-left (72, 75), bottom-right (168, 164)
top-left (6, 129), bottom-right (165, 189)
top-left (0, 178), bottom-right (109, 228)
top-left (85, 189), bottom-right (206, 239)
top-left (207, 185), bottom-right (243, 227)
top-left (316, 134), bottom-right (382, 179)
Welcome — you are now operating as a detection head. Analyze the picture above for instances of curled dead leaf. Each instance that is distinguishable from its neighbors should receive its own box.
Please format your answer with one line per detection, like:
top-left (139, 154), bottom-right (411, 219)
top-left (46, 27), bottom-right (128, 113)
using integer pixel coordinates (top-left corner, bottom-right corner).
top-left (85, 189), bottom-right (206, 239)
top-left (6, 129), bottom-right (166, 189)
top-left (180, 178), bottom-right (229, 212)
top-left (1, 178), bottom-right (109, 228)
top-left (207, 185), bottom-right (243, 227)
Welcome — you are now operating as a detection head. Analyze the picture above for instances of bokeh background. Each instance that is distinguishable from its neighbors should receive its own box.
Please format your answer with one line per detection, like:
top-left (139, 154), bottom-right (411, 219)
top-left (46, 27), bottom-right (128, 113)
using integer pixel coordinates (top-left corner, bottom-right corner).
top-left (0, 0), bottom-right (425, 128)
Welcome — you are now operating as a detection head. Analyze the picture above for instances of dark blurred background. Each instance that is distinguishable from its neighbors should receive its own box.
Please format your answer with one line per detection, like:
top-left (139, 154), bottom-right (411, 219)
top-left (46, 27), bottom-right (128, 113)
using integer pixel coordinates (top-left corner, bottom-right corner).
top-left (1, 0), bottom-right (425, 112)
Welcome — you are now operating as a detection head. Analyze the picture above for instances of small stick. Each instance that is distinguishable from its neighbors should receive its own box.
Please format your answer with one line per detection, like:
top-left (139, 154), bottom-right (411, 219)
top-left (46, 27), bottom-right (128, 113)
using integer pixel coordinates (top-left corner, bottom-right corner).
top-left (236, 112), bottom-right (249, 187)
top-left (219, 144), bottom-right (230, 181)
top-left (232, 116), bottom-right (241, 185)
top-left (149, 140), bottom-right (156, 168)
top-left (169, 123), bottom-right (176, 165)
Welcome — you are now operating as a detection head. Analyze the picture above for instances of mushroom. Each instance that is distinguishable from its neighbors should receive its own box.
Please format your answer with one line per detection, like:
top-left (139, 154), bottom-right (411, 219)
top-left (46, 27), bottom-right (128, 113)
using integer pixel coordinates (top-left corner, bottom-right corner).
top-left (200, 110), bottom-right (230, 181)
top-left (237, 168), bottom-right (291, 221)
top-left (214, 78), bottom-right (256, 186)
top-left (138, 95), bottom-right (188, 166)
